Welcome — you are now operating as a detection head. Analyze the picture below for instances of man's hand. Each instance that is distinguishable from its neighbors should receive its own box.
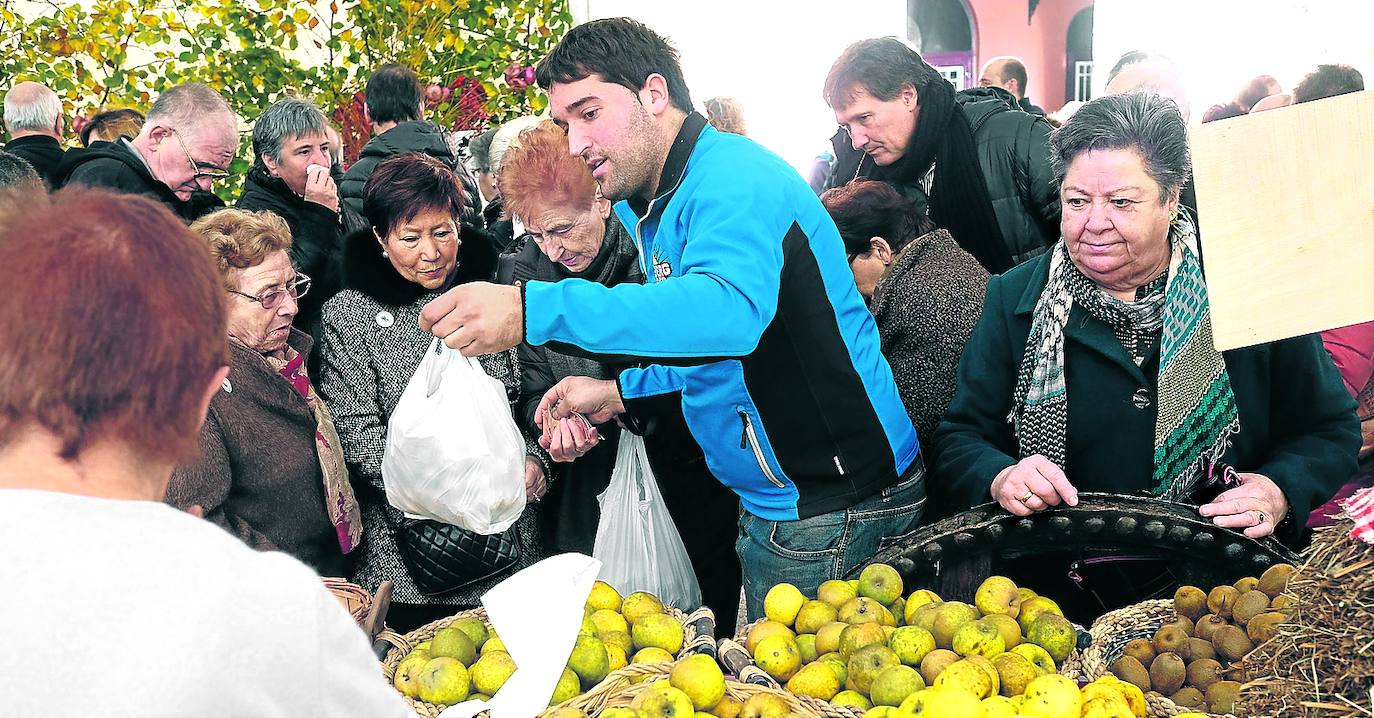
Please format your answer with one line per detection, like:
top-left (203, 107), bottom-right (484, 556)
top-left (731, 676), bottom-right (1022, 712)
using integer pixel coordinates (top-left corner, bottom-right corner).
top-left (1199, 472), bottom-right (1289, 538)
top-left (535, 377), bottom-right (625, 431)
top-left (990, 454), bottom-right (1081, 517)
top-left (524, 456), bottom-right (547, 502)
top-left (419, 282), bottom-right (524, 356)
top-left (302, 163), bottom-right (339, 213)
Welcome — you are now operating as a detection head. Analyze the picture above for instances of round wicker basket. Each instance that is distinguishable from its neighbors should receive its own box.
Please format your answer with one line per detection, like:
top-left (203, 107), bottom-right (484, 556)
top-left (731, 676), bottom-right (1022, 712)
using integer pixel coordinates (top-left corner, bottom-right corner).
top-left (1077, 598), bottom-right (1236, 718)
top-left (380, 606), bottom-right (713, 717)
top-left (552, 660), bottom-right (861, 718)
top-left (323, 577), bottom-right (373, 628)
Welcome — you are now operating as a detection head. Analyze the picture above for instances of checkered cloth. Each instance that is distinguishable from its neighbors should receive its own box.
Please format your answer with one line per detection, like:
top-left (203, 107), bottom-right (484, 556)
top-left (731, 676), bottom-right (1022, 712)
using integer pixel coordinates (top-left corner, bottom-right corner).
top-left (1343, 486), bottom-right (1374, 544)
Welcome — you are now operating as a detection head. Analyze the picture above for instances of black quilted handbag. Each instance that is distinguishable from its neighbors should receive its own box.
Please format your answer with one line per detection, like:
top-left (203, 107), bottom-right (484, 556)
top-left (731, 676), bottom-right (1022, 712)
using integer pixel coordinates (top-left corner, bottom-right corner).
top-left (394, 517), bottom-right (521, 596)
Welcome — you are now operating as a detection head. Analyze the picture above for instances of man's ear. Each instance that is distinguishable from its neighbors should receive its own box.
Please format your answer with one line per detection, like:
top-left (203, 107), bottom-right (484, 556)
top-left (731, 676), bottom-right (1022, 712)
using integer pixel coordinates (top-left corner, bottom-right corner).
top-left (901, 84), bottom-right (919, 111)
top-left (639, 73), bottom-right (673, 116)
top-left (261, 153), bottom-right (281, 177)
top-left (146, 124), bottom-right (174, 151)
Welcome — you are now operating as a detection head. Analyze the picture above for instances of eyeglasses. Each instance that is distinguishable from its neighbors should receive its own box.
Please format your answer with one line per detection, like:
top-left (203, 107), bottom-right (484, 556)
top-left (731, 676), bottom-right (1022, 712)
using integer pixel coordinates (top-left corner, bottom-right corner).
top-left (172, 129), bottom-right (230, 182)
top-left (228, 273), bottom-right (311, 310)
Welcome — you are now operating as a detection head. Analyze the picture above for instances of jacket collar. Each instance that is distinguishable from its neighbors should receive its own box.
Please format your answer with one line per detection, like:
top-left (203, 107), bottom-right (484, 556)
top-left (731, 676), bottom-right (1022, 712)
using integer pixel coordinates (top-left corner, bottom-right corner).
top-left (223, 329), bottom-right (316, 414)
top-left (1013, 250), bottom-right (1152, 383)
top-left (626, 112), bottom-right (708, 218)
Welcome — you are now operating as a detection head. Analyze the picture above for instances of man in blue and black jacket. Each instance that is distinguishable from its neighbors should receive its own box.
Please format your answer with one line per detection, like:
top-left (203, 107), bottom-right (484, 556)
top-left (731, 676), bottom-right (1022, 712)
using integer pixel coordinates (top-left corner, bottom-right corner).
top-left (420, 18), bottom-right (923, 618)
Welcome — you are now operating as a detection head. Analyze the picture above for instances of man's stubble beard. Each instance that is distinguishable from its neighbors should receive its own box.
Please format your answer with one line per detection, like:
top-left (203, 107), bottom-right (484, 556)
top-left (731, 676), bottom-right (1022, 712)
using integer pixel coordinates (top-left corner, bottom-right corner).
top-left (599, 102), bottom-right (660, 203)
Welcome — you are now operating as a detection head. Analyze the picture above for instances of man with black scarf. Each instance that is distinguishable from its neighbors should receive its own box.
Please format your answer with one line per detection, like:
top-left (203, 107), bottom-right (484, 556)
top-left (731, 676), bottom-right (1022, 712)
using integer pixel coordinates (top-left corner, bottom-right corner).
top-left (823, 38), bottom-right (1059, 274)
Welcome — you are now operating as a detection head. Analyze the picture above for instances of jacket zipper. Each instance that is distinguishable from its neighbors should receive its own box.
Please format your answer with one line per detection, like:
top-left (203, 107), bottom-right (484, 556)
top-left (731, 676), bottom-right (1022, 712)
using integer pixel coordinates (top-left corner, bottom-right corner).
top-left (738, 410), bottom-right (785, 488)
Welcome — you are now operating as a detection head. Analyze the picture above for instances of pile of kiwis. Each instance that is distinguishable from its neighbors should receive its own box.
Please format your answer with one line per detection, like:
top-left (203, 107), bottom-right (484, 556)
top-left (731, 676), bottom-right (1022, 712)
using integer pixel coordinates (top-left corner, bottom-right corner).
top-left (1108, 563), bottom-right (1295, 715)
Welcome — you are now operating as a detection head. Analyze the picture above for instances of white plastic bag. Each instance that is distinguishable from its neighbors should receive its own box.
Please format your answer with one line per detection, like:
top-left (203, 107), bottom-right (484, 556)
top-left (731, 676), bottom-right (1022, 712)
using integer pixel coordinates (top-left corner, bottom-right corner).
top-left (382, 339), bottom-right (526, 534)
top-left (592, 433), bottom-right (702, 610)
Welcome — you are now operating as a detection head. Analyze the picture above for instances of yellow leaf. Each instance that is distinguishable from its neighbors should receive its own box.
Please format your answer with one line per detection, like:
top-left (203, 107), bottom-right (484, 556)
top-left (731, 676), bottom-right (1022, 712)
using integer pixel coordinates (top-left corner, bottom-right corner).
top-left (292, 8), bottom-right (309, 23)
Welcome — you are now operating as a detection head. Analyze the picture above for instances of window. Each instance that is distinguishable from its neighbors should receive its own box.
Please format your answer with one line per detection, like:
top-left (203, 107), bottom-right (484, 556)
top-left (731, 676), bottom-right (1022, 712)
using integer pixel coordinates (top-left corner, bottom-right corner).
top-left (1075, 61), bottom-right (1094, 101)
top-left (937, 65), bottom-right (966, 90)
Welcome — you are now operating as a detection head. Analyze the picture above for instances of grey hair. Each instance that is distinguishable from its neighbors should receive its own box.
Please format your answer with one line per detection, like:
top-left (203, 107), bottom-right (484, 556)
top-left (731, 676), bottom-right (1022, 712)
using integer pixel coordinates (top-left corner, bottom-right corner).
top-left (0, 151), bottom-right (43, 192)
top-left (3, 84), bottom-right (61, 133)
top-left (251, 97), bottom-right (329, 164)
top-left (144, 83), bottom-right (237, 142)
top-left (1050, 91), bottom-right (1191, 202)
top-left (489, 115), bottom-right (543, 175)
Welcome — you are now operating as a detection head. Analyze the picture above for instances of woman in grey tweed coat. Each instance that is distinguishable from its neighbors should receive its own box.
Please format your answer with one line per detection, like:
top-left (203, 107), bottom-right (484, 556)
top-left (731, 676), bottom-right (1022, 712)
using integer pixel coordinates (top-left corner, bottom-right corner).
top-left (317, 154), bottom-right (546, 630)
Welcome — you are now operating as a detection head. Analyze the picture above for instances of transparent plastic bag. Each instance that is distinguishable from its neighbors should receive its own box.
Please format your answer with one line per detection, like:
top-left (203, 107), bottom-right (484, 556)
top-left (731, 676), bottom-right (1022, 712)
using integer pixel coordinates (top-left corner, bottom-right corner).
top-left (592, 433), bottom-right (702, 611)
top-left (382, 339), bottom-right (526, 534)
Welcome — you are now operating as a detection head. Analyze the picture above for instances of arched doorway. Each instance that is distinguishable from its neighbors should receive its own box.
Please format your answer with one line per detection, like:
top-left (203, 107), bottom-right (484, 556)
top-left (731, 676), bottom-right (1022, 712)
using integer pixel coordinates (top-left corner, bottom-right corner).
top-left (1065, 6), bottom-right (1094, 102)
top-left (908, 0), bottom-right (976, 89)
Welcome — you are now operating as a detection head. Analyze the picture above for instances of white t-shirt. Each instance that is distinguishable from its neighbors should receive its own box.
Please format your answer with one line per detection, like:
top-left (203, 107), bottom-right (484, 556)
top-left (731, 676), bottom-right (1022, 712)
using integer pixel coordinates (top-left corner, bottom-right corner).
top-left (0, 489), bottom-right (413, 718)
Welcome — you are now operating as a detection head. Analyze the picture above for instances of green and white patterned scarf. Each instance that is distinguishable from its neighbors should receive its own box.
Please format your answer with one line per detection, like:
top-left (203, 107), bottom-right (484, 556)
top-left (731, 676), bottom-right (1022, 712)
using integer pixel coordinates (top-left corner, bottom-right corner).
top-left (1011, 215), bottom-right (1240, 499)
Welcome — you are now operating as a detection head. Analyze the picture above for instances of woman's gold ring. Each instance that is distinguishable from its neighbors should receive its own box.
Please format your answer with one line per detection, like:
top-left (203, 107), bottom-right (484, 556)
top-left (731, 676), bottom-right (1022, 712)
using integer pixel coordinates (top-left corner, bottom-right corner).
top-left (1020, 491), bottom-right (1035, 504)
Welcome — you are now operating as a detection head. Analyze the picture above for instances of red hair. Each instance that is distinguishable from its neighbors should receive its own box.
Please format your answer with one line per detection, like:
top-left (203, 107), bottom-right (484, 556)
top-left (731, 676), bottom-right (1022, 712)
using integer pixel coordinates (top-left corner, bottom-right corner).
top-left (496, 120), bottom-right (598, 222)
top-left (0, 187), bottom-right (228, 462)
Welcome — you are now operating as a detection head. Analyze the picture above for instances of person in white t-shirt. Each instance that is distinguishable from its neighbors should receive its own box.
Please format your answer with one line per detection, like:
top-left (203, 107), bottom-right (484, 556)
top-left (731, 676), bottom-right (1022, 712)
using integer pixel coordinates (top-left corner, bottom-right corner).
top-left (0, 186), bottom-right (413, 718)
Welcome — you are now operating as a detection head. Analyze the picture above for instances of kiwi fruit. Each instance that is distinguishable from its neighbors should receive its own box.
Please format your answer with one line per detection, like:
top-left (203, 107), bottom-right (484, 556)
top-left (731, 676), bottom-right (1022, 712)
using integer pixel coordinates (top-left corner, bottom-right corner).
top-left (1170, 686), bottom-right (1207, 710)
top-left (1233, 576), bottom-right (1259, 593)
top-left (1153, 624), bottom-right (1191, 659)
top-left (1111, 655), bottom-right (1152, 692)
top-left (1195, 614), bottom-right (1228, 641)
top-left (1186, 658), bottom-right (1224, 691)
top-left (1207, 585), bottom-right (1240, 619)
top-left (1123, 638), bottom-right (1156, 667)
top-left (1271, 594), bottom-right (1296, 613)
top-left (1211, 624), bottom-right (1255, 662)
top-left (1247, 611), bottom-right (1286, 642)
top-left (1170, 614), bottom-right (1195, 636)
top-left (1149, 651), bottom-right (1187, 695)
top-left (1232, 589), bottom-right (1271, 625)
top-left (1257, 563), bottom-right (1296, 598)
top-left (1206, 680), bottom-right (1241, 714)
top-left (1187, 637), bottom-right (1216, 662)
top-left (1173, 585), bottom-right (1208, 621)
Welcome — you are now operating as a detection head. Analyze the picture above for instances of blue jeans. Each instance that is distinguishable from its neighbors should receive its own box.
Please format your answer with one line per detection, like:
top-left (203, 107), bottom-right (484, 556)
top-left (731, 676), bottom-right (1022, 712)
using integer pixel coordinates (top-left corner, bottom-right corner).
top-left (736, 458), bottom-right (927, 621)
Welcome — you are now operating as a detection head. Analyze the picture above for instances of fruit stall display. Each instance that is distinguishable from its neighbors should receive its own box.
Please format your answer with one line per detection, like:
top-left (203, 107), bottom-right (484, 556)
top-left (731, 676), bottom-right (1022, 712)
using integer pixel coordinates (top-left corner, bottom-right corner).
top-left (720, 563), bottom-right (1127, 718)
top-left (379, 583), bottom-right (714, 717)
top-left (1074, 562), bottom-right (1299, 717)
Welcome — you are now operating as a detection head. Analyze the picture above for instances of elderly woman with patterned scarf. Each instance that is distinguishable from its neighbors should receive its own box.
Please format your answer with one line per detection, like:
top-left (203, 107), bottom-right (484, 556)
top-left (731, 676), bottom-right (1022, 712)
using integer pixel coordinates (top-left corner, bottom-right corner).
top-left (934, 92), bottom-right (1358, 570)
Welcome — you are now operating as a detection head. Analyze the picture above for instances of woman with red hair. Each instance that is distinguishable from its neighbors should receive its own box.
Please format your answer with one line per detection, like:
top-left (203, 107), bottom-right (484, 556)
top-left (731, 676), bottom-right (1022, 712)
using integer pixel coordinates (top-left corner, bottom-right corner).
top-left (495, 122), bottom-right (741, 631)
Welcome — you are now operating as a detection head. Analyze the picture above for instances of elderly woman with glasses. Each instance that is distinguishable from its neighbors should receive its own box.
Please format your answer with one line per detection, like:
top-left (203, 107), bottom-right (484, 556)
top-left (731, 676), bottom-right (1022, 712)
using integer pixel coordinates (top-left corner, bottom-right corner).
top-left (166, 208), bottom-right (361, 578)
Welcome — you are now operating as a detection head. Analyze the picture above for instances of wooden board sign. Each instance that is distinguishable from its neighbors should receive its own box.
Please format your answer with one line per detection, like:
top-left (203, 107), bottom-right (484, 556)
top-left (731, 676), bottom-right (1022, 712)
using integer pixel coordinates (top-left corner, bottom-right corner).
top-left (1191, 89), bottom-right (1374, 351)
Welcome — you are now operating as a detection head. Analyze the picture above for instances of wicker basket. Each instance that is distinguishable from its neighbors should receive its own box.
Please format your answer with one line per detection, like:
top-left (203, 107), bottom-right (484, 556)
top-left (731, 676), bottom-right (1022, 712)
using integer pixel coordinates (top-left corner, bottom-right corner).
top-left (381, 606), bottom-right (714, 717)
top-left (1076, 598), bottom-right (1236, 718)
top-left (551, 660), bottom-right (861, 718)
top-left (323, 577), bottom-right (373, 628)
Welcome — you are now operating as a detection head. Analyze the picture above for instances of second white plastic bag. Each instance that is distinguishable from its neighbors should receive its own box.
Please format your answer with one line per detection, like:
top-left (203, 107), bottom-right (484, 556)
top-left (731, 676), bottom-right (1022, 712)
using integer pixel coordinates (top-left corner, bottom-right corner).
top-left (382, 339), bottom-right (526, 534)
top-left (592, 432), bottom-right (702, 611)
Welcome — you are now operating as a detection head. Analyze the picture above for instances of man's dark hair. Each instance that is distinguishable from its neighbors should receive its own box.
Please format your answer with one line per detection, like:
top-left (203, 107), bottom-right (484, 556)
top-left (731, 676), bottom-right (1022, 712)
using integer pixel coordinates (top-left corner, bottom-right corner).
top-left (535, 17), bottom-right (693, 114)
top-left (365, 64), bottom-right (424, 125)
top-left (1000, 58), bottom-right (1029, 96)
top-left (1106, 50), bottom-right (1154, 85)
top-left (80, 108), bottom-right (145, 146)
top-left (1235, 75), bottom-right (1281, 111)
top-left (823, 38), bottom-right (943, 110)
top-left (1294, 64), bottom-right (1364, 104)
top-left (1201, 103), bottom-right (1246, 123)
top-left (821, 179), bottom-right (937, 256)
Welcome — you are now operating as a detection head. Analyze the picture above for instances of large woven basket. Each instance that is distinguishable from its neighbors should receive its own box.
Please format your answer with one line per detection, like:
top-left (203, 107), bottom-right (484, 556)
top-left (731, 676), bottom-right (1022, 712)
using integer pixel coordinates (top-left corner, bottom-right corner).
top-left (553, 660), bottom-right (860, 718)
top-left (1076, 598), bottom-right (1235, 718)
top-left (381, 606), bottom-right (714, 717)
top-left (323, 577), bottom-right (373, 627)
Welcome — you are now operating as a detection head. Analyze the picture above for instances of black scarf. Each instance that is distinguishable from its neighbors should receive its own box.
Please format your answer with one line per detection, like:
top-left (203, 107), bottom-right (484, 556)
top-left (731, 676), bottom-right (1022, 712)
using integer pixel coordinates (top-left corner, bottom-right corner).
top-left (868, 74), bottom-right (1014, 274)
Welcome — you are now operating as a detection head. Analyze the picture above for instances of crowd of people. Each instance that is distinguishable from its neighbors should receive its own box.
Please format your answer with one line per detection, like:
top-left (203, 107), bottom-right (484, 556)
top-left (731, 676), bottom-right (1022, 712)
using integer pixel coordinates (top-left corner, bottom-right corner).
top-left (2, 15), bottom-right (1370, 714)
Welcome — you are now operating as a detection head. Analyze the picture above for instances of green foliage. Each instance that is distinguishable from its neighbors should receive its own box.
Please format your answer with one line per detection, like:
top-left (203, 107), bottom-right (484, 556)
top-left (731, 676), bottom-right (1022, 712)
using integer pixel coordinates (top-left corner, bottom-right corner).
top-left (0, 0), bottom-right (572, 198)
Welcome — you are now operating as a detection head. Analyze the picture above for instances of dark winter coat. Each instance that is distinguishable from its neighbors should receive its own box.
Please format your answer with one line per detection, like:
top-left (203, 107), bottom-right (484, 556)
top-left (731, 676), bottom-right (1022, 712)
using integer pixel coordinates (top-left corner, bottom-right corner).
top-left (1018, 97), bottom-right (1046, 116)
top-left (165, 329), bottom-right (348, 578)
top-left (236, 165), bottom-right (354, 335)
top-left (871, 229), bottom-right (989, 455)
top-left (56, 139), bottom-right (223, 222)
top-left (828, 87), bottom-right (1060, 268)
top-left (4, 134), bottom-right (65, 186)
top-left (316, 227), bottom-right (543, 606)
top-left (339, 121), bottom-right (482, 230)
top-left (932, 250), bottom-right (1360, 545)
